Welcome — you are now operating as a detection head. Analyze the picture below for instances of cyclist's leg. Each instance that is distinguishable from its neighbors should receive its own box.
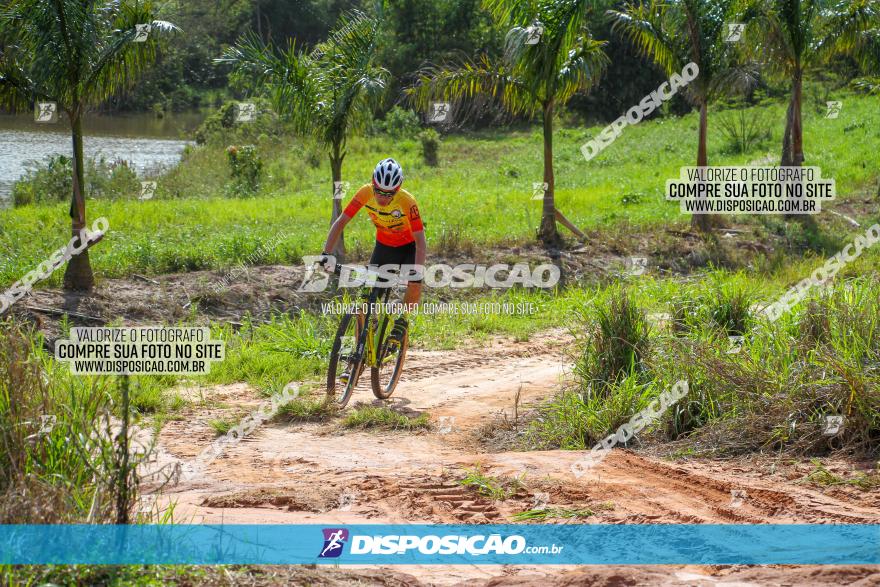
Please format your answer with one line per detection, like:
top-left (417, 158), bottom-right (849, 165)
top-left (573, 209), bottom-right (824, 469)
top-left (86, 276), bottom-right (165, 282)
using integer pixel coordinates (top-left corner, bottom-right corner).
top-left (388, 242), bottom-right (420, 345)
top-left (337, 242), bottom-right (392, 385)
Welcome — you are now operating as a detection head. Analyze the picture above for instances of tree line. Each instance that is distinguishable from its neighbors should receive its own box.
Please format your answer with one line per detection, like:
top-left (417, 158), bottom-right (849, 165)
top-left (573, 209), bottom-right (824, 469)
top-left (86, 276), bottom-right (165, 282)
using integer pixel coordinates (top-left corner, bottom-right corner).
top-left (1, 0), bottom-right (878, 290)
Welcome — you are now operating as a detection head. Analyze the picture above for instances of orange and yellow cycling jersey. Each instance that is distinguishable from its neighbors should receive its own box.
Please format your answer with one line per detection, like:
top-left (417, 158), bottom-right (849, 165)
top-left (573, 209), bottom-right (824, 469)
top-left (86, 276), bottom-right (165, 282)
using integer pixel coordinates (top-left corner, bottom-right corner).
top-left (342, 184), bottom-right (424, 247)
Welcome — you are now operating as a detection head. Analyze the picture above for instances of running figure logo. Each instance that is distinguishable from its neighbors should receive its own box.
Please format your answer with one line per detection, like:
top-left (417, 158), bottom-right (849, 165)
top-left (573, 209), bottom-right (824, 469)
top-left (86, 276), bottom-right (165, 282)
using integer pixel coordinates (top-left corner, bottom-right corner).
top-left (319, 528), bottom-right (349, 558)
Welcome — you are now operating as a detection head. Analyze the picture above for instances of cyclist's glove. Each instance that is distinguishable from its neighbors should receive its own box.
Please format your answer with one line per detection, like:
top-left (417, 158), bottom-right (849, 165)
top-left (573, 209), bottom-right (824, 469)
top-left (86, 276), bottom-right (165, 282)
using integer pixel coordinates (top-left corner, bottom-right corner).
top-left (317, 253), bottom-right (336, 271)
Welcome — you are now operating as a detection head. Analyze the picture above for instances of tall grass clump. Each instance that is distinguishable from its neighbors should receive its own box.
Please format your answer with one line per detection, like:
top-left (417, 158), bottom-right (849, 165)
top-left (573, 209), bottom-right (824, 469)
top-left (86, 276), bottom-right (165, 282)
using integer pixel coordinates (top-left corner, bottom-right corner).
top-left (527, 374), bottom-right (655, 449)
top-left (573, 287), bottom-right (651, 398)
top-left (0, 323), bottom-right (150, 523)
top-left (527, 289), bottom-right (657, 449)
top-left (652, 278), bottom-right (880, 456)
top-left (706, 285), bottom-right (754, 335)
top-left (529, 278), bottom-right (879, 457)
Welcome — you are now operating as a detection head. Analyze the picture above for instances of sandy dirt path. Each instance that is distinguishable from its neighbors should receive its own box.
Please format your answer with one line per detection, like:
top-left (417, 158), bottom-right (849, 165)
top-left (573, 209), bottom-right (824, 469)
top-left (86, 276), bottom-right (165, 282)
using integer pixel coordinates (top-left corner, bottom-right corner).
top-left (149, 329), bottom-right (880, 586)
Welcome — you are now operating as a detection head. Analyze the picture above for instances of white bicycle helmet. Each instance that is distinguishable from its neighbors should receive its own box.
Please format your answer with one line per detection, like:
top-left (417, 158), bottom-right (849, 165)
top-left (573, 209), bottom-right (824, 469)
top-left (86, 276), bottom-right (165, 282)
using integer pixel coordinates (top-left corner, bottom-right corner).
top-left (372, 158), bottom-right (404, 192)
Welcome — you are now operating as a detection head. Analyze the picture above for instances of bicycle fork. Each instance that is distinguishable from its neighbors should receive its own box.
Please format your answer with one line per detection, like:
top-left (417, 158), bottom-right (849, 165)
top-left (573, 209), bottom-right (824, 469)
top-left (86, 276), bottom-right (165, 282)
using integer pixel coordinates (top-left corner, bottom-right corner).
top-left (346, 312), bottom-right (373, 387)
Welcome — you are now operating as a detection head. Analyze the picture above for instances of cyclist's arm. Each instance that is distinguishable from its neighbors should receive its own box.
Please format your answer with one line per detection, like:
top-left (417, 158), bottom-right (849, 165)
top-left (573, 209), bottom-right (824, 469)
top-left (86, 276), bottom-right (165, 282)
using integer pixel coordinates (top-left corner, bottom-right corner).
top-left (322, 214), bottom-right (352, 254)
top-left (408, 202), bottom-right (425, 266)
top-left (413, 230), bottom-right (426, 267)
top-left (323, 192), bottom-right (366, 253)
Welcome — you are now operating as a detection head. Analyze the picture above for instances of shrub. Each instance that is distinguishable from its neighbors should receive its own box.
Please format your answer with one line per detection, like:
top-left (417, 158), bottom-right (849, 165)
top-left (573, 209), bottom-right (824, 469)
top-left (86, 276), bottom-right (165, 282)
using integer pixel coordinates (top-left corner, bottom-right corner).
top-left (12, 155), bottom-right (141, 206)
top-left (376, 106), bottom-right (422, 138)
top-left (418, 128), bottom-right (440, 166)
top-left (226, 145), bottom-right (264, 196)
top-left (194, 98), bottom-right (280, 145)
top-left (12, 155), bottom-right (72, 206)
top-left (717, 106), bottom-right (772, 154)
top-left (86, 158), bottom-right (140, 199)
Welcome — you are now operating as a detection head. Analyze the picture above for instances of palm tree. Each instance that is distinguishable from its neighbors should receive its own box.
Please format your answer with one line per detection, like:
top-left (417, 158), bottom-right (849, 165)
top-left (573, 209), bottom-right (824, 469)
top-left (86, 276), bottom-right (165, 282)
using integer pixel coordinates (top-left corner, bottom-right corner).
top-left (742, 0), bottom-right (880, 169)
top-left (407, 0), bottom-right (609, 245)
top-left (0, 0), bottom-right (177, 290)
top-left (220, 10), bottom-right (388, 260)
top-left (610, 0), bottom-right (744, 231)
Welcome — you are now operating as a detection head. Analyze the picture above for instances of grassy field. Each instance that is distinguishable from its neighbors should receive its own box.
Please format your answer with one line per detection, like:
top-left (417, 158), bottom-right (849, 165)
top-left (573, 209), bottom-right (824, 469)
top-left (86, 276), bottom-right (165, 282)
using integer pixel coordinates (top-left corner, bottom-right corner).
top-left (1, 91), bottom-right (878, 286)
top-left (2, 88), bottom-right (879, 548)
top-left (26, 237), bottom-right (874, 435)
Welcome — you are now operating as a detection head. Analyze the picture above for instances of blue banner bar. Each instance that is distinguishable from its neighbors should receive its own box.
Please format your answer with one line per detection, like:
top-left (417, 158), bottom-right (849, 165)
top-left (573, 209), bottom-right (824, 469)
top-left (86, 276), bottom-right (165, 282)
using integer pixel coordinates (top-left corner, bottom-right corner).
top-left (0, 524), bottom-right (877, 565)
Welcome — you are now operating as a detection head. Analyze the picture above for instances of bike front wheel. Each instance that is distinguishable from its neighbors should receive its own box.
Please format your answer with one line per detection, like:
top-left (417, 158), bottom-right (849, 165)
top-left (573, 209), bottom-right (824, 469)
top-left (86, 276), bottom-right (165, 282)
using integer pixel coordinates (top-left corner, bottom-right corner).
top-left (327, 313), bottom-right (363, 408)
top-left (370, 320), bottom-right (408, 400)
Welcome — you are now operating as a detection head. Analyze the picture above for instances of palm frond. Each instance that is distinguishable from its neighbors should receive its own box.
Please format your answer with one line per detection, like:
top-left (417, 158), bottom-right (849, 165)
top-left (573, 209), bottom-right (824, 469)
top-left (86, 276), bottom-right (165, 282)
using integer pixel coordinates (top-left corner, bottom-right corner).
top-left (406, 54), bottom-right (539, 119)
top-left (0, 0), bottom-right (177, 111)
top-left (554, 36), bottom-right (610, 102)
top-left (817, 0), bottom-right (880, 68)
top-left (609, 2), bottom-right (681, 76)
top-left (220, 8), bottom-right (387, 149)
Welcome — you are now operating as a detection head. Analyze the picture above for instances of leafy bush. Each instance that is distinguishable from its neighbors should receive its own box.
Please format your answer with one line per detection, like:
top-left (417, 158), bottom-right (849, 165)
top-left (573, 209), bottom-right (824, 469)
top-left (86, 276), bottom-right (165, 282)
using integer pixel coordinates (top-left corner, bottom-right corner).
top-left (418, 128), bottom-right (440, 166)
top-left (12, 155), bottom-right (141, 206)
top-left (12, 155), bottom-right (71, 206)
top-left (226, 145), bottom-right (264, 196)
top-left (194, 98), bottom-right (280, 145)
top-left (87, 158), bottom-right (141, 199)
top-left (375, 106), bottom-right (421, 138)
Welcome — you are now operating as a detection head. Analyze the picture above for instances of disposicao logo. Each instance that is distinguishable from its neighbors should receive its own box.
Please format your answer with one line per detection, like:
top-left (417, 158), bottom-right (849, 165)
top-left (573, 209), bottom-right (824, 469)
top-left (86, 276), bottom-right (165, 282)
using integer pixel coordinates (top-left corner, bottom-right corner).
top-left (318, 530), bottom-right (562, 558)
top-left (319, 528), bottom-right (349, 558)
top-left (350, 534), bottom-right (528, 555)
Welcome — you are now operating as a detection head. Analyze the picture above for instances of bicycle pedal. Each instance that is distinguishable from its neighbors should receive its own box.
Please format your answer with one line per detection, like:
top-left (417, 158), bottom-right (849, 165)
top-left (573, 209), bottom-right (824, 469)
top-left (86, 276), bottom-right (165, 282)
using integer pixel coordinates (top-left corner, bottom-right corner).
top-left (339, 372), bottom-right (351, 384)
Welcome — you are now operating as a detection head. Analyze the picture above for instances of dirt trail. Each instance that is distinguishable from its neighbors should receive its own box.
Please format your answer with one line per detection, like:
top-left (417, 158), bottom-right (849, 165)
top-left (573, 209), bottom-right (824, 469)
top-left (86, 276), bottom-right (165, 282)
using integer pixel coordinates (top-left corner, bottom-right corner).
top-left (151, 330), bottom-right (880, 586)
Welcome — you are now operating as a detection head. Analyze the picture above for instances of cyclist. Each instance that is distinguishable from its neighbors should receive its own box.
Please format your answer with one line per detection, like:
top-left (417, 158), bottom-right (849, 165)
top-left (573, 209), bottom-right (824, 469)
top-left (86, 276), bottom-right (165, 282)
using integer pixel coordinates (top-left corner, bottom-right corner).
top-left (319, 158), bottom-right (425, 348)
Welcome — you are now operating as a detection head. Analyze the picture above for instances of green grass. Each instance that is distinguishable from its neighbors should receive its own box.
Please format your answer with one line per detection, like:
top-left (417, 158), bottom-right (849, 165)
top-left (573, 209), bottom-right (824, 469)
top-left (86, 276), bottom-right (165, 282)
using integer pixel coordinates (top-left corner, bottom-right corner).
top-left (208, 417), bottom-right (235, 436)
top-left (802, 460), bottom-right (880, 490)
top-left (528, 270), bottom-right (880, 456)
top-left (1, 564), bottom-right (213, 586)
top-left (458, 466), bottom-right (524, 501)
top-left (274, 395), bottom-right (338, 422)
top-left (3, 92), bottom-right (878, 286)
top-left (512, 506), bottom-right (606, 521)
top-left (0, 326), bottom-right (149, 524)
top-left (341, 406), bottom-right (431, 431)
top-left (204, 314), bottom-right (333, 395)
top-left (28, 238), bottom-right (877, 426)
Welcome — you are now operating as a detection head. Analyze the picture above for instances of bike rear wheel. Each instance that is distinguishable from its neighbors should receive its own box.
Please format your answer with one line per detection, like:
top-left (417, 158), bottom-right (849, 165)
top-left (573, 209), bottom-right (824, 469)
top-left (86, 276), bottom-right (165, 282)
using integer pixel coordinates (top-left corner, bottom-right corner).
top-left (327, 313), bottom-right (364, 408)
top-left (370, 316), bottom-right (408, 400)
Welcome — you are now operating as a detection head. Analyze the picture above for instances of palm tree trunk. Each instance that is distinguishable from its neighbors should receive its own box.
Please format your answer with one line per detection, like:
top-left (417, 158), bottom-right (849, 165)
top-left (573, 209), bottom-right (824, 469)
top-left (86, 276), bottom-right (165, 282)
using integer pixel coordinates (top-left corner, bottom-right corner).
top-left (790, 71), bottom-right (804, 166)
top-left (116, 374), bottom-right (131, 524)
top-left (329, 142), bottom-right (346, 262)
top-left (780, 97), bottom-right (794, 167)
top-left (538, 100), bottom-right (558, 245)
top-left (62, 109), bottom-right (95, 290)
top-left (783, 71), bottom-right (805, 220)
top-left (691, 101), bottom-right (711, 232)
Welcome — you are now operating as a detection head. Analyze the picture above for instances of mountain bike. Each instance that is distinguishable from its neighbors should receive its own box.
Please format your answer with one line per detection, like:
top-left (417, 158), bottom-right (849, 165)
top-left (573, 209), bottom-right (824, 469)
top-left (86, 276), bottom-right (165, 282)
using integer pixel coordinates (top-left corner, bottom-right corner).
top-left (324, 264), bottom-right (409, 408)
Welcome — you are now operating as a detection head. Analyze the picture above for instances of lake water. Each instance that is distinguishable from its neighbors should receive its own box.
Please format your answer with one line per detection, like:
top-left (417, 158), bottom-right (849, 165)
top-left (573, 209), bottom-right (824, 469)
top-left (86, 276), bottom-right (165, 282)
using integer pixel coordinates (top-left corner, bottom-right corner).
top-left (0, 112), bottom-right (202, 207)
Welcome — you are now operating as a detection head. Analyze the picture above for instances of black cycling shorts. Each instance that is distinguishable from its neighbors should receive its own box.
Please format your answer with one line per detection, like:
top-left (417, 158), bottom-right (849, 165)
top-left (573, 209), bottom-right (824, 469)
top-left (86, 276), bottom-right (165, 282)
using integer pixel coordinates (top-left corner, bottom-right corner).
top-left (369, 240), bottom-right (421, 283)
